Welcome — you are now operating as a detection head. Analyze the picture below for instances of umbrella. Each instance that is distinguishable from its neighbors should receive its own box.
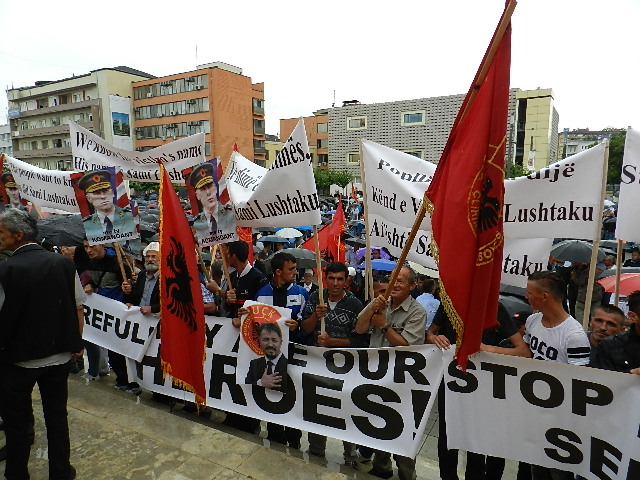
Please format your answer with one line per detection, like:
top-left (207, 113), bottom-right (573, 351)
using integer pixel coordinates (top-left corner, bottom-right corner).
top-left (499, 294), bottom-right (532, 318)
top-left (37, 215), bottom-right (85, 247)
top-left (550, 240), bottom-right (606, 264)
top-left (603, 199), bottom-right (615, 207)
top-left (598, 267), bottom-right (640, 279)
top-left (599, 240), bottom-right (619, 250)
top-left (263, 248), bottom-right (326, 271)
top-left (597, 273), bottom-right (640, 295)
top-left (259, 235), bottom-right (289, 243)
top-left (275, 227), bottom-right (303, 238)
top-left (345, 236), bottom-right (366, 246)
top-left (407, 261), bottom-right (439, 278)
top-left (355, 247), bottom-right (391, 262)
top-left (370, 259), bottom-right (397, 272)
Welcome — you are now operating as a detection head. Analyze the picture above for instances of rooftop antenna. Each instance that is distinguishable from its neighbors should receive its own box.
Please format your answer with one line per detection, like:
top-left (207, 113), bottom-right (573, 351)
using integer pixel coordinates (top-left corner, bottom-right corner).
top-left (332, 89), bottom-right (335, 108)
top-left (195, 45), bottom-right (198, 66)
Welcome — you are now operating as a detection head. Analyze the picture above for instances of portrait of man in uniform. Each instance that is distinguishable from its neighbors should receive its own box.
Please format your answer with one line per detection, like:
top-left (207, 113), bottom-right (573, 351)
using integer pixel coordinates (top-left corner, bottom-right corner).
top-left (188, 161), bottom-right (234, 242)
top-left (76, 169), bottom-right (135, 243)
top-left (1, 173), bottom-right (24, 208)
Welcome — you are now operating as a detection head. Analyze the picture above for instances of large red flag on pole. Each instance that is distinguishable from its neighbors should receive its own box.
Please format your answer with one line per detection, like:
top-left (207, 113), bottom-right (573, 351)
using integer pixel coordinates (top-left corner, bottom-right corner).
top-left (425, 1), bottom-right (514, 370)
top-left (329, 196), bottom-right (346, 262)
top-left (158, 162), bottom-right (206, 405)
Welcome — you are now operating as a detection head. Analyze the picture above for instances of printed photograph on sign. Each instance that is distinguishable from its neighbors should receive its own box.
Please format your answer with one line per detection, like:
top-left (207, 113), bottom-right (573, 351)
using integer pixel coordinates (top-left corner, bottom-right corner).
top-left (237, 301), bottom-right (291, 391)
top-left (183, 158), bottom-right (237, 246)
top-left (112, 112), bottom-right (130, 137)
top-left (0, 155), bottom-right (26, 209)
top-left (70, 166), bottom-right (138, 245)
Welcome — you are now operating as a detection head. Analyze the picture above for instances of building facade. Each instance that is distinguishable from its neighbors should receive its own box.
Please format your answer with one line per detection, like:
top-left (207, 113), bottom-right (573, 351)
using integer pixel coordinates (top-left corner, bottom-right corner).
top-left (280, 88), bottom-right (558, 184)
top-left (131, 62), bottom-right (265, 166)
top-left (6, 67), bottom-right (154, 170)
top-left (513, 88), bottom-right (559, 170)
top-left (0, 124), bottom-right (11, 157)
top-left (557, 127), bottom-right (624, 159)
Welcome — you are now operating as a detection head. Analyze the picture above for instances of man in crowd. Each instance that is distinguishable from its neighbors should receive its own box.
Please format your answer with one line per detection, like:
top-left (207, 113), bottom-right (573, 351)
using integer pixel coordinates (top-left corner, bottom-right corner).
top-left (592, 290), bottom-right (640, 373)
top-left (586, 304), bottom-right (626, 365)
top-left (299, 268), bottom-right (318, 294)
top-left (416, 278), bottom-right (440, 330)
top-left (623, 247), bottom-right (640, 267)
top-left (301, 261), bottom-right (366, 467)
top-left (571, 262), bottom-right (604, 324)
top-left (253, 251), bottom-right (308, 448)
top-left (245, 322), bottom-right (288, 390)
top-left (523, 271), bottom-right (590, 480)
top-left (356, 265), bottom-right (425, 480)
top-left (78, 170), bottom-right (134, 239)
top-left (0, 209), bottom-right (84, 480)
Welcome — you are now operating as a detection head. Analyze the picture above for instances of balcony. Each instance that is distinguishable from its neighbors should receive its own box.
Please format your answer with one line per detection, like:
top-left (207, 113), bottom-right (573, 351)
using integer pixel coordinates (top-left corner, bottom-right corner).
top-left (14, 146), bottom-right (72, 159)
top-left (14, 99), bottom-right (100, 118)
top-left (12, 122), bottom-right (95, 138)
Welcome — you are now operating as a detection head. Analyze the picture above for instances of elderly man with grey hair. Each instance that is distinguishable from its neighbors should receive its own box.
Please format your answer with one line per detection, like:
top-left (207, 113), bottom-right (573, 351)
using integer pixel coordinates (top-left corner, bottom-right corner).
top-left (0, 208), bottom-right (85, 480)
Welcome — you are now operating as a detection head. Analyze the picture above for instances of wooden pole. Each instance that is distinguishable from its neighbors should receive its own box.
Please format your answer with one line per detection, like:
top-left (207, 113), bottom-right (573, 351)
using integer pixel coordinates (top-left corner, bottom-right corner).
top-left (358, 139), bottom-right (374, 302)
top-left (195, 246), bottom-right (211, 282)
top-left (219, 243), bottom-right (233, 291)
top-left (582, 140), bottom-right (609, 330)
top-left (313, 225), bottom-right (325, 333)
top-left (113, 242), bottom-right (128, 280)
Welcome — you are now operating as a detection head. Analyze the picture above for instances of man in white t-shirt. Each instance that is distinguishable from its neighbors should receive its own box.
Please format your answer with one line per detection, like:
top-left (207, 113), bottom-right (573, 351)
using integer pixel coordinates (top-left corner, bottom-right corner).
top-left (523, 270), bottom-right (590, 480)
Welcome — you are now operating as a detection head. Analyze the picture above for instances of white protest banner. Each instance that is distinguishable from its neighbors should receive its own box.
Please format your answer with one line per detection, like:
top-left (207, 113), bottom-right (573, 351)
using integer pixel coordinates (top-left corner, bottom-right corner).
top-left (70, 121), bottom-right (205, 184)
top-left (131, 317), bottom-right (444, 457)
top-left (501, 238), bottom-right (552, 288)
top-left (445, 352), bottom-right (640, 479)
top-left (82, 294), bottom-right (157, 361)
top-left (226, 119), bottom-right (321, 227)
top-left (503, 143), bottom-right (606, 239)
top-left (616, 127), bottom-right (640, 242)
top-left (361, 139), bottom-right (437, 268)
top-left (5, 155), bottom-right (79, 212)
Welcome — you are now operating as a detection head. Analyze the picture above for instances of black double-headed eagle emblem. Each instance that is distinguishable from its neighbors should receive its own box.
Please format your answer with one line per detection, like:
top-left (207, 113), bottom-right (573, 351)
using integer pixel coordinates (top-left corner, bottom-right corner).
top-left (165, 235), bottom-right (198, 331)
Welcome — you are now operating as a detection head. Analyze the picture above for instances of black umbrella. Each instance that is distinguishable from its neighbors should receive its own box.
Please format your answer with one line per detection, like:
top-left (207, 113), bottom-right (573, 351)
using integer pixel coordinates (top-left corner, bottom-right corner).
top-left (550, 240), bottom-right (606, 264)
top-left (37, 215), bottom-right (85, 247)
top-left (499, 294), bottom-right (532, 318)
top-left (598, 266), bottom-right (640, 279)
top-left (259, 235), bottom-right (289, 243)
top-left (263, 248), bottom-right (326, 272)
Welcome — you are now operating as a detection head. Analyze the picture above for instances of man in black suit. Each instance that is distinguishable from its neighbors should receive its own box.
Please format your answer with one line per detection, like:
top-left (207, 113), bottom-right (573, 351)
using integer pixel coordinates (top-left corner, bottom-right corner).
top-left (245, 322), bottom-right (288, 391)
top-left (0, 209), bottom-right (84, 480)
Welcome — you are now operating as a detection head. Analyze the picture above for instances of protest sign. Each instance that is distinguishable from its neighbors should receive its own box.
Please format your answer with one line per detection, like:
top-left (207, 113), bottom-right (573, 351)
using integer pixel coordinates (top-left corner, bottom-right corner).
top-left (445, 352), bottom-right (640, 479)
top-left (82, 294), bottom-right (157, 362)
top-left (70, 121), bottom-right (205, 184)
top-left (226, 119), bottom-right (321, 228)
top-left (70, 166), bottom-right (139, 245)
top-left (4, 155), bottom-right (79, 212)
top-left (501, 238), bottom-right (552, 288)
top-left (616, 127), bottom-right (640, 242)
top-left (129, 316), bottom-right (443, 457)
top-left (183, 158), bottom-right (238, 246)
top-left (503, 143), bottom-right (606, 239)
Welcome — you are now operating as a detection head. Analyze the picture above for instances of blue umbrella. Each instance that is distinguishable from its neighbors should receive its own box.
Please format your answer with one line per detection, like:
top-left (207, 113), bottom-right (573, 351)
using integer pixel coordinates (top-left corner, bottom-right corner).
top-left (371, 259), bottom-right (398, 272)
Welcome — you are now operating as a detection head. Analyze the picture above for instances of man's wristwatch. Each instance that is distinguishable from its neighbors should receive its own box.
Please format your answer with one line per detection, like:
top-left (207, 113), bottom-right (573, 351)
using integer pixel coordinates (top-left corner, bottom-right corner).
top-left (380, 325), bottom-right (390, 334)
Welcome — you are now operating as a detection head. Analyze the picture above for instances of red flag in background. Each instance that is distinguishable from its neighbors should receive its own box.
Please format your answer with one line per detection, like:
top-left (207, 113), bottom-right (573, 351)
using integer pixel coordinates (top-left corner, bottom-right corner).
top-left (425, 2), bottom-right (513, 370)
top-left (158, 162), bottom-right (206, 405)
top-left (237, 226), bottom-right (254, 265)
top-left (302, 224), bottom-right (338, 264)
top-left (329, 196), bottom-right (346, 262)
top-left (351, 184), bottom-right (358, 203)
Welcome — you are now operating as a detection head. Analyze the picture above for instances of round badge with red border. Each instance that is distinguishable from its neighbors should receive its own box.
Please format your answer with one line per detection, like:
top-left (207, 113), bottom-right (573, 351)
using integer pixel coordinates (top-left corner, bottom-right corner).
top-left (241, 304), bottom-right (283, 355)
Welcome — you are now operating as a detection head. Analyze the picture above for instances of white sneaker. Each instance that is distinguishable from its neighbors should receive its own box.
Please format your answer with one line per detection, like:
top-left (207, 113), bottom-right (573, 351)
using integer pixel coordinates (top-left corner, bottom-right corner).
top-left (82, 373), bottom-right (98, 381)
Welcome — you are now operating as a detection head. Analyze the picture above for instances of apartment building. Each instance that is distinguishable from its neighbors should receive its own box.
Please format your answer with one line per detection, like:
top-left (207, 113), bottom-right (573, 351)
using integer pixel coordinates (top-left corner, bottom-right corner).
top-left (0, 124), bottom-right (11, 157)
top-left (131, 62), bottom-right (265, 166)
top-left (6, 67), bottom-right (154, 169)
top-left (280, 88), bottom-right (559, 183)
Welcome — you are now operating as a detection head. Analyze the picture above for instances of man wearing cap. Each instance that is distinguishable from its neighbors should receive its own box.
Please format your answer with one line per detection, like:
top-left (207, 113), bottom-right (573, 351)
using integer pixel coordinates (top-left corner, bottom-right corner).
top-left (1, 173), bottom-right (23, 209)
top-left (190, 162), bottom-right (233, 240)
top-left (78, 170), bottom-right (133, 240)
top-left (299, 269), bottom-right (318, 294)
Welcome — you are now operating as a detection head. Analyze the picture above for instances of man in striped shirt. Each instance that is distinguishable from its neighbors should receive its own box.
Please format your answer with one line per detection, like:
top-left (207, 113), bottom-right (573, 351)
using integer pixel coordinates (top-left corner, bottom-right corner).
top-left (523, 270), bottom-right (590, 480)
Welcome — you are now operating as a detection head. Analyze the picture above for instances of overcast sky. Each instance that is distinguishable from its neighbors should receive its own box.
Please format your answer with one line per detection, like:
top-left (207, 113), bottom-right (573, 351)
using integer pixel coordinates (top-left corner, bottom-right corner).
top-left (1, 0), bottom-right (638, 136)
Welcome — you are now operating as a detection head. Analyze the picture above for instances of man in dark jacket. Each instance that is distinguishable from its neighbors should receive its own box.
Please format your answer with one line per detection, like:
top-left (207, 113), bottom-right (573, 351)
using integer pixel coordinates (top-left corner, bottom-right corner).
top-left (0, 209), bottom-right (84, 480)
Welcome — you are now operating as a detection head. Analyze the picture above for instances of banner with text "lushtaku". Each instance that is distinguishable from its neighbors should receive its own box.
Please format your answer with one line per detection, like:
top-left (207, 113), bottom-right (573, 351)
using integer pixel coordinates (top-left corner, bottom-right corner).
top-left (69, 121), bottom-right (205, 184)
top-left (5, 155), bottom-right (80, 213)
top-left (445, 352), bottom-right (640, 479)
top-left (225, 119), bottom-right (321, 228)
top-left (615, 127), bottom-right (640, 243)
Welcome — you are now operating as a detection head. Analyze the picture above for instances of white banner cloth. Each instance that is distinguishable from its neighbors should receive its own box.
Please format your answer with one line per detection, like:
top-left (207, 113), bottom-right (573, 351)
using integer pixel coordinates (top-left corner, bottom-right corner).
top-left (616, 127), bottom-right (640, 242)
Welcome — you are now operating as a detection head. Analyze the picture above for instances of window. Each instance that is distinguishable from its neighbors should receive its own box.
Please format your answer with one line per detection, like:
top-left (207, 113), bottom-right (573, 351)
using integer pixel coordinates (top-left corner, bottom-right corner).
top-left (347, 152), bottom-right (360, 164)
top-left (51, 117), bottom-right (60, 126)
top-left (317, 123), bottom-right (328, 133)
top-left (73, 93), bottom-right (83, 102)
top-left (347, 116), bottom-right (367, 130)
top-left (402, 149), bottom-right (423, 159)
top-left (74, 113), bottom-right (85, 123)
top-left (52, 139), bottom-right (63, 148)
top-left (401, 110), bottom-right (426, 126)
top-left (317, 138), bottom-right (328, 149)
top-left (41, 140), bottom-right (49, 149)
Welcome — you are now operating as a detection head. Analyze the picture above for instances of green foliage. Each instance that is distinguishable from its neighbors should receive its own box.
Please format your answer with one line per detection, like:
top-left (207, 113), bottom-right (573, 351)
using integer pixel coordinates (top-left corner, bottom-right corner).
top-left (313, 169), bottom-right (354, 189)
top-left (507, 163), bottom-right (529, 178)
top-left (332, 170), bottom-right (354, 189)
top-left (607, 130), bottom-right (626, 184)
top-left (129, 181), bottom-right (160, 197)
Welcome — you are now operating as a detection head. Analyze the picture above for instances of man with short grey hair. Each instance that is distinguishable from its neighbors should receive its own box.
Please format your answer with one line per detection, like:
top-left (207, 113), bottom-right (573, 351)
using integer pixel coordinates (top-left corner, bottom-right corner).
top-left (0, 209), bottom-right (85, 480)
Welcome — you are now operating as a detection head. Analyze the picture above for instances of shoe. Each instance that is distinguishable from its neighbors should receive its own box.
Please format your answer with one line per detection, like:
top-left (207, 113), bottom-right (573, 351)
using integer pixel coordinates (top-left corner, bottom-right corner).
top-left (67, 465), bottom-right (77, 479)
top-left (182, 403), bottom-right (197, 413)
top-left (114, 383), bottom-right (128, 391)
top-left (345, 460), bottom-right (358, 469)
top-left (98, 369), bottom-right (110, 376)
top-left (0, 445), bottom-right (6, 462)
top-left (126, 385), bottom-right (143, 396)
top-left (369, 467), bottom-right (394, 479)
top-left (81, 373), bottom-right (97, 381)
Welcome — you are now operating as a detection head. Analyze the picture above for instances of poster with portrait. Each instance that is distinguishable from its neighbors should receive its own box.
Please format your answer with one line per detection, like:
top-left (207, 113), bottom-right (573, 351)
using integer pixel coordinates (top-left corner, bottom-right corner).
top-left (70, 166), bottom-right (139, 245)
top-left (237, 301), bottom-right (292, 391)
top-left (0, 154), bottom-right (27, 209)
top-left (182, 158), bottom-right (237, 247)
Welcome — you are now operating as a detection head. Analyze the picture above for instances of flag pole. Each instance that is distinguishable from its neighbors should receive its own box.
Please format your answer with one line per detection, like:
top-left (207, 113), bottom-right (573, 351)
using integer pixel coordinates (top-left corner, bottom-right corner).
top-left (219, 243), bottom-right (233, 291)
top-left (113, 242), bottom-right (128, 281)
top-left (582, 139), bottom-right (609, 330)
top-left (313, 224), bottom-right (325, 333)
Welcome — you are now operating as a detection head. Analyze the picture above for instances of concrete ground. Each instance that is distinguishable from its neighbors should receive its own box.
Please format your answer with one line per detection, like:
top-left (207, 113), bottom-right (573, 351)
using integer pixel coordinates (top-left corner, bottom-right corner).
top-left (7, 372), bottom-right (521, 480)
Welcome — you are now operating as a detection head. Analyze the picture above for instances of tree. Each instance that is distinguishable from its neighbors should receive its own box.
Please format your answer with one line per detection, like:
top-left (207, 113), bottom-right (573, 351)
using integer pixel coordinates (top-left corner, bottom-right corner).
top-left (129, 181), bottom-right (160, 197)
top-left (332, 170), bottom-right (354, 189)
top-left (313, 169), bottom-right (354, 195)
top-left (607, 130), bottom-right (626, 184)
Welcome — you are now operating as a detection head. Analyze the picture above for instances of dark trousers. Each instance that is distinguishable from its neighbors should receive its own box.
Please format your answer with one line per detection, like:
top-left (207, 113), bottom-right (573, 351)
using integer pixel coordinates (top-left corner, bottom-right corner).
top-left (437, 382), bottom-right (505, 480)
top-left (266, 423), bottom-right (302, 448)
top-left (107, 351), bottom-right (129, 386)
top-left (0, 361), bottom-right (73, 480)
top-left (84, 341), bottom-right (101, 377)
